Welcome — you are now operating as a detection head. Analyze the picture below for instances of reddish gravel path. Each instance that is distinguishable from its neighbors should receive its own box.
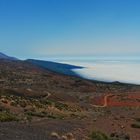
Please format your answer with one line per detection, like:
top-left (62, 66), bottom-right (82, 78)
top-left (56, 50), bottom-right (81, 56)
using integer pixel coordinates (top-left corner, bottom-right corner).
top-left (92, 94), bottom-right (113, 107)
top-left (91, 93), bottom-right (140, 107)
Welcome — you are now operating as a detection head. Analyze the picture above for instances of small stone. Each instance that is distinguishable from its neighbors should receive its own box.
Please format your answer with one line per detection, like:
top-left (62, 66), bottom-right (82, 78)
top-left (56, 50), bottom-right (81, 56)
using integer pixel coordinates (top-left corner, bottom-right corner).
top-left (51, 132), bottom-right (60, 139)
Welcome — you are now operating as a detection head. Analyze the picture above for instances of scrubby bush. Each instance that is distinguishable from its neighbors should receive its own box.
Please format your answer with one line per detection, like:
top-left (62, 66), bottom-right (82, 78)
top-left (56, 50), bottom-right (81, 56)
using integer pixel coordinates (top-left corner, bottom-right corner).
top-left (0, 112), bottom-right (18, 122)
top-left (90, 131), bottom-right (110, 140)
top-left (10, 101), bottom-right (18, 107)
top-left (54, 102), bottom-right (68, 110)
top-left (131, 123), bottom-right (140, 129)
top-left (18, 100), bottom-right (27, 108)
top-left (41, 99), bottom-right (53, 106)
top-left (134, 118), bottom-right (140, 122)
top-left (90, 131), bottom-right (123, 140)
top-left (26, 111), bottom-right (46, 118)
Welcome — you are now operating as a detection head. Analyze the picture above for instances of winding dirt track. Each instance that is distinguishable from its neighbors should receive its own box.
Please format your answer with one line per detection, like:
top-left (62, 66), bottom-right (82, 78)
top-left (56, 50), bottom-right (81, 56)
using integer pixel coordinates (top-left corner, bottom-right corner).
top-left (92, 94), bottom-right (113, 108)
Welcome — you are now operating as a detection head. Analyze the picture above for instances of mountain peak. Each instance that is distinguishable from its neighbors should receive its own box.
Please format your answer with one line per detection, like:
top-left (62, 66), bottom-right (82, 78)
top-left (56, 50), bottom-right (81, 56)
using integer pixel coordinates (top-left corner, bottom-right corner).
top-left (0, 52), bottom-right (18, 60)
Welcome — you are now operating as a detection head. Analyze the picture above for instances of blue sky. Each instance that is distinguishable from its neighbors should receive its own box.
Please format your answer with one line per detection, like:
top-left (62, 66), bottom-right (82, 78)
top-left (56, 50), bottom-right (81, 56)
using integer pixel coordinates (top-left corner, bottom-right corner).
top-left (0, 0), bottom-right (140, 59)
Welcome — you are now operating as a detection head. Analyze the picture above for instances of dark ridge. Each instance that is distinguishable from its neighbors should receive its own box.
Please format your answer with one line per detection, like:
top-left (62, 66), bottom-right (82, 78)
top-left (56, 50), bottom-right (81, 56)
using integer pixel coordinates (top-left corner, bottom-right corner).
top-left (26, 59), bottom-right (84, 76)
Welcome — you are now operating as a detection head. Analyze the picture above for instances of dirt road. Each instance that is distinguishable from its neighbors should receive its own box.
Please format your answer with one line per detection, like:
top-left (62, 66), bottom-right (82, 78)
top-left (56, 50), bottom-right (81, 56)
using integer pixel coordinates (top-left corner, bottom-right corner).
top-left (92, 94), bottom-right (113, 107)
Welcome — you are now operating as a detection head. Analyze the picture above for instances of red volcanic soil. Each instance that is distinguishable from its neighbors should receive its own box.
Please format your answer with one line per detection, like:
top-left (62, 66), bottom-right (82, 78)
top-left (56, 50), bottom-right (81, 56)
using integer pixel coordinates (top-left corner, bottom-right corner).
top-left (90, 96), bottom-right (105, 106)
top-left (91, 92), bottom-right (140, 107)
top-left (128, 92), bottom-right (140, 99)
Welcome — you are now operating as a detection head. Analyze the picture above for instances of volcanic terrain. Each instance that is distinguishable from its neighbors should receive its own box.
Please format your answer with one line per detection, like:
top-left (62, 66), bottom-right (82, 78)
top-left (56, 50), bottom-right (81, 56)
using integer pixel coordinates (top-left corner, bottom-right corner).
top-left (0, 58), bottom-right (140, 140)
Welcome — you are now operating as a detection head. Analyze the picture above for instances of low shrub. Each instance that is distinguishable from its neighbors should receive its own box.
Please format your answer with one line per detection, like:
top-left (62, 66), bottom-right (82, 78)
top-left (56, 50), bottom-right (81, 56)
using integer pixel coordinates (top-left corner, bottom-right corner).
top-left (10, 101), bottom-right (18, 107)
top-left (54, 102), bottom-right (68, 110)
top-left (90, 131), bottom-right (110, 140)
top-left (90, 131), bottom-right (121, 140)
top-left (134, 118), bottom-right (140, 122)
top-left (131, 123), bottom-right (140, 129)
top-left (0, 112), bottom-right (18, 122)
top-left (26, 111), bottom-right (46, 118)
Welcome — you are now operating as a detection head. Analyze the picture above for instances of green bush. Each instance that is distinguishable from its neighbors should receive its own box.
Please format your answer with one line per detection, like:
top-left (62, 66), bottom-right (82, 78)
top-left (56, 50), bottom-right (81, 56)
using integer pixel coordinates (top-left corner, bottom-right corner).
top-left (41, 99), bottom-right (53, 105)
top-left (90, 131), bottom-right (119, 140)
top-left (131, 123), bottom-right (140, 129)
top-left (134, 118), bottom-right (140, 122)
top-left (10, 101), bottom-right (18, 107)
top-left (47, 113), bottom-right (64, 119)
top-left (0, 112), bottom-right (18, 122)
top-left (26, 115), bottom-right (32, 122)
top-left (90, 131), bottom-right (109, 140)
top-left (26, 111), bottom-right (46, 118)
top-left (54, 102), bottom-right (68, 110)
top-left (18, 100), bottom-right (27, 108)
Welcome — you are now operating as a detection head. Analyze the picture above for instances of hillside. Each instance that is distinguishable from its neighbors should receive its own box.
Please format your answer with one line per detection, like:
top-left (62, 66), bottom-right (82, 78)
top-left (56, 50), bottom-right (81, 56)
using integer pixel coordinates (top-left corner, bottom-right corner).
top-left (0, 52), bottom-right (17, 60)
top-left (0, 59), bottom-right (140, 140)
top-left (27, 59), bottom-right (84, 76)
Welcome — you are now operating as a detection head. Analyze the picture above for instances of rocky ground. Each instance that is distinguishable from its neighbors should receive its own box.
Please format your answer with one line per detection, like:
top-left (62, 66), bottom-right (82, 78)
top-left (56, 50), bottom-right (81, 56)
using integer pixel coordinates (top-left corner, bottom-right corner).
top-left (0, 59), bottom-right (140, 140)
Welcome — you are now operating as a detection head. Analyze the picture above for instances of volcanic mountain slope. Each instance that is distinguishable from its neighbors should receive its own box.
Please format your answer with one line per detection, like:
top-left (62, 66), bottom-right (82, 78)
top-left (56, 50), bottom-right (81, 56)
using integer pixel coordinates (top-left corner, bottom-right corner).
top-left (0, 59), bottom-right (139, 98)
top-left (27, 59), bottom-right (84, 76)
top-left (0, 59), bottom-right (140, 140)
top-left (0, 52), bottom-right (17, 60)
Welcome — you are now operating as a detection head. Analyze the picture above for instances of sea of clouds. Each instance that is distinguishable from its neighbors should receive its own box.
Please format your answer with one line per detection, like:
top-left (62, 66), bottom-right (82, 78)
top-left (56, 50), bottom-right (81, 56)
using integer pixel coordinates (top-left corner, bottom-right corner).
top-left (60, 60), bottom-right (140, 85)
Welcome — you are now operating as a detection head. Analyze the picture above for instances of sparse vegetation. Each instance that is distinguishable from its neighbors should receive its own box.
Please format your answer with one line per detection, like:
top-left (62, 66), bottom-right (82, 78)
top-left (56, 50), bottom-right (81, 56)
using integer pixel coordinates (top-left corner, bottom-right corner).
top-left (26, 111), bottom-right (46, 118)
top-left (0, 104), bottom-right (18, 122)
top-left (131, 123), bottom-right (140, 129)
top-left (0, 58), bottom-right (140, 139)
top-left (134, 118), bottom-right (140, 122)
top-left (0, 111), bottom-right (18, 122)
top-left (90, 131), bottom-right (130, 140)
top-left (90, 131), bottom-right (111, 140)
top-left (131, 117), bottom-right (140, 129)
top-left (54, 101), bottom-right (68, 110)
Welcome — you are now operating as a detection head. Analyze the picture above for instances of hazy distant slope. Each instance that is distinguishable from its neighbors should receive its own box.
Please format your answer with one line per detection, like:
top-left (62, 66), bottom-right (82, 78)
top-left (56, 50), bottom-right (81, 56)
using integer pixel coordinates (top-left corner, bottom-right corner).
top-left (0, 52), bottom-right (18, 60)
